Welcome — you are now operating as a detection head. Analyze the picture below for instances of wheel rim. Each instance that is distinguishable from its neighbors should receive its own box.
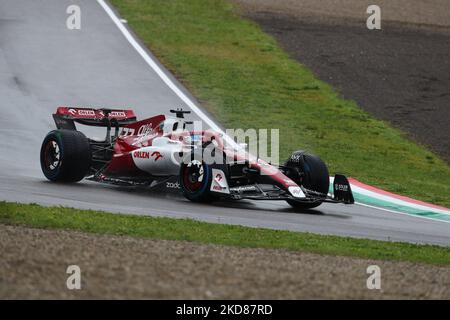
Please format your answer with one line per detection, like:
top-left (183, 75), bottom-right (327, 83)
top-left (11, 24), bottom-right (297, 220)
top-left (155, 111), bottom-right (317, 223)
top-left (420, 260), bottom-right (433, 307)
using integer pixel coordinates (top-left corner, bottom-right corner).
top-left (182, 160), bottom-right (205, 192)
top-left (44, 140), bottom-right (61, 171)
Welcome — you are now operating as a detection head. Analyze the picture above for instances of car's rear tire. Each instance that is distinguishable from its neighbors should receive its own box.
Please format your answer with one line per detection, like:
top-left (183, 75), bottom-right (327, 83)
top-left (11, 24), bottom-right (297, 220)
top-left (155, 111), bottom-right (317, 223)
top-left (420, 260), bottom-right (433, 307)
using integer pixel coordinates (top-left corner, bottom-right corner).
top-left (284, 150), bottom-right (329, 209)
top-left (40, 129), bottom-right (91, 182)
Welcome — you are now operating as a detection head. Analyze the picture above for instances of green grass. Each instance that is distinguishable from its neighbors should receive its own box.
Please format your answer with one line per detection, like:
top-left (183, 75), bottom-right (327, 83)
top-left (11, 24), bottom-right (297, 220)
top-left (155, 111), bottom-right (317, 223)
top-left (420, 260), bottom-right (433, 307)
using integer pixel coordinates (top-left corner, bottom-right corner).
top-left (1, 201), bottom-right (449, 266)
top-left (109, 0), bottom-right (450, 207)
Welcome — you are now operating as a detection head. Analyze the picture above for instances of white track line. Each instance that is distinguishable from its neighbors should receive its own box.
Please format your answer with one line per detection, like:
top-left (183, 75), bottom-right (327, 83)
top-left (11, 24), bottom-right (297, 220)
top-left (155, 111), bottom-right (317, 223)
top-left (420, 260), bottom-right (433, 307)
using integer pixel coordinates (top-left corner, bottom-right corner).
top-left (96, 0), bottom-right (238, 148)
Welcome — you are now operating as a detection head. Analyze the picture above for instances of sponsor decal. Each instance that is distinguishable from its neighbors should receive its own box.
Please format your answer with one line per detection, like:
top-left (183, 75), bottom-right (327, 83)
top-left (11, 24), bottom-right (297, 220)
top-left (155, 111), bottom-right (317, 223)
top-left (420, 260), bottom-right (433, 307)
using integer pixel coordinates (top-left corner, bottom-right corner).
top-left (66, 108), bottom-right (95, 117)
top-left (166, 181), bottom-right (180, 189)
top-left (210, 168), bottom-right (230, 194)
top-left (134, 151), bottom-right (150, 159)
top-left (213, 173), bottom-right (225, 190)
top-left (151, 151), bottom-right (163, 161)
top-left (78, 109), bottom-right (95, 116)
top-left (335, 184), bottom-right (349, 192)
top-left (290, 154), bottom-right (303, 163)
top-left (131, 123), bottom-right (158, 146)
top-left (131, 123), bottom-right (159, 147)
top-left (231, 185), bottom-right (257, 192)
top-left (137, 124), bottom-right (154, 137)
top-left (288, 186), bottom-right (305, 198)
top-left (212, 185), bottom-right (225, 191)
top-left (213, 184), bottom-right (226, 191)
top-left (109, 111), bottom-right (126, 118)
top-left (133, 150), bottom-right (163, 161)
top-left (63, 108), bottom-right (129, 119)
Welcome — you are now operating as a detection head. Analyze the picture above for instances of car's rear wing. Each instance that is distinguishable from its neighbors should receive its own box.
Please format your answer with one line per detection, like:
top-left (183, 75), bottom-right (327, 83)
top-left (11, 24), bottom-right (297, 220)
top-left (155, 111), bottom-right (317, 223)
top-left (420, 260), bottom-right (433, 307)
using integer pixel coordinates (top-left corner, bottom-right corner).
top-left (53, 106), bottom-right (137, 130)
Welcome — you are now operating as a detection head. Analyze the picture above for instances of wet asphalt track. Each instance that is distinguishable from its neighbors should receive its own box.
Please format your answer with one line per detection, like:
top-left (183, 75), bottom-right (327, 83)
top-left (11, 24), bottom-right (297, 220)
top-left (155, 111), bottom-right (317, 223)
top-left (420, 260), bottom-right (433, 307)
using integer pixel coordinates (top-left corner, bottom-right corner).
top-left (0, 0), bottom-right (449, 245)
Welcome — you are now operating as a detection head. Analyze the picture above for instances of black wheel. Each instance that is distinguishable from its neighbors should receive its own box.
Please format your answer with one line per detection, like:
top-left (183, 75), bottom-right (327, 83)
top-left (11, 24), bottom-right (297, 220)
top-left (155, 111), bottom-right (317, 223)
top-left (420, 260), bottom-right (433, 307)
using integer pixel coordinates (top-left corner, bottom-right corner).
top-left (179, 144), bottom-right (228, 202)
top-left (284, 150), bottom-right (329, 209)
top-left (40, 130), bottom-right (91, 182)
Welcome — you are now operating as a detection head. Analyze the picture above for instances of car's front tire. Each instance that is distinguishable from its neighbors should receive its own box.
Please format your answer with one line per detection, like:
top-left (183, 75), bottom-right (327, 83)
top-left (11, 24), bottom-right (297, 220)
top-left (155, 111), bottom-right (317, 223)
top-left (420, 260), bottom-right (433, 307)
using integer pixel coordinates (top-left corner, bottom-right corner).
top-left (284, 150), bottom-right (329, 210)
top-left (40, 129), bottom-right (91, 182)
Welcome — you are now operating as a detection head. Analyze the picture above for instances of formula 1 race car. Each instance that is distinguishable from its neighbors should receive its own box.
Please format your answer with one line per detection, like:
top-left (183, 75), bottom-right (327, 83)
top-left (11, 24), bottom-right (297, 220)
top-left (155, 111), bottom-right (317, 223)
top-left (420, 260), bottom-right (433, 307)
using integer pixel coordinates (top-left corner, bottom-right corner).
top-left (40, 107), bottom-right (354, 209)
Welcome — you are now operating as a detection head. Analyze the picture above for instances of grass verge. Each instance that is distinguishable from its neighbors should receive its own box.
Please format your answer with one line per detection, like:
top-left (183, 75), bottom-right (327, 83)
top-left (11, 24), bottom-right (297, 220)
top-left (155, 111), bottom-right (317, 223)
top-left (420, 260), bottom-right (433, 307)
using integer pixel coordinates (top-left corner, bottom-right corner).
top-left (1, 201), bottom-right (449, 266)
top-left (109, 0), bottom-right (450, 207)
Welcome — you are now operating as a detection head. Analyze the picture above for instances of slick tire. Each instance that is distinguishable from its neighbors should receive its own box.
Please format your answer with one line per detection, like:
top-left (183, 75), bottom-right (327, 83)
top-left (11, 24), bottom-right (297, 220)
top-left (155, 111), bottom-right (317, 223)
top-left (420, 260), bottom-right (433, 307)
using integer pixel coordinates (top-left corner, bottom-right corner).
top-left (284, 150), bottom-right (329, 210)
top-left (40, 129), bottom-right (91, 182)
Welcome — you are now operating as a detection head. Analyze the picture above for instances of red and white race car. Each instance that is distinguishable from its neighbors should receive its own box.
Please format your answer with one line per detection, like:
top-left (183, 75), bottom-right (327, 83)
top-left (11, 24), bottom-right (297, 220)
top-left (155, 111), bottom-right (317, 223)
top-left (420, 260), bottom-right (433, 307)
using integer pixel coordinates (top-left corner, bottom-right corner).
top-left (40, 107), bottom-right (354, 209)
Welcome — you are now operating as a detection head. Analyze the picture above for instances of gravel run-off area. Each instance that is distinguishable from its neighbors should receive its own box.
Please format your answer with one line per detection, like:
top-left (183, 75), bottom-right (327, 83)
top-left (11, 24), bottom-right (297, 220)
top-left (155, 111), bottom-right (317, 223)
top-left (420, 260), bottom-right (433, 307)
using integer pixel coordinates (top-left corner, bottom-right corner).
top-left (1, 224), bottom-right (449, 299)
